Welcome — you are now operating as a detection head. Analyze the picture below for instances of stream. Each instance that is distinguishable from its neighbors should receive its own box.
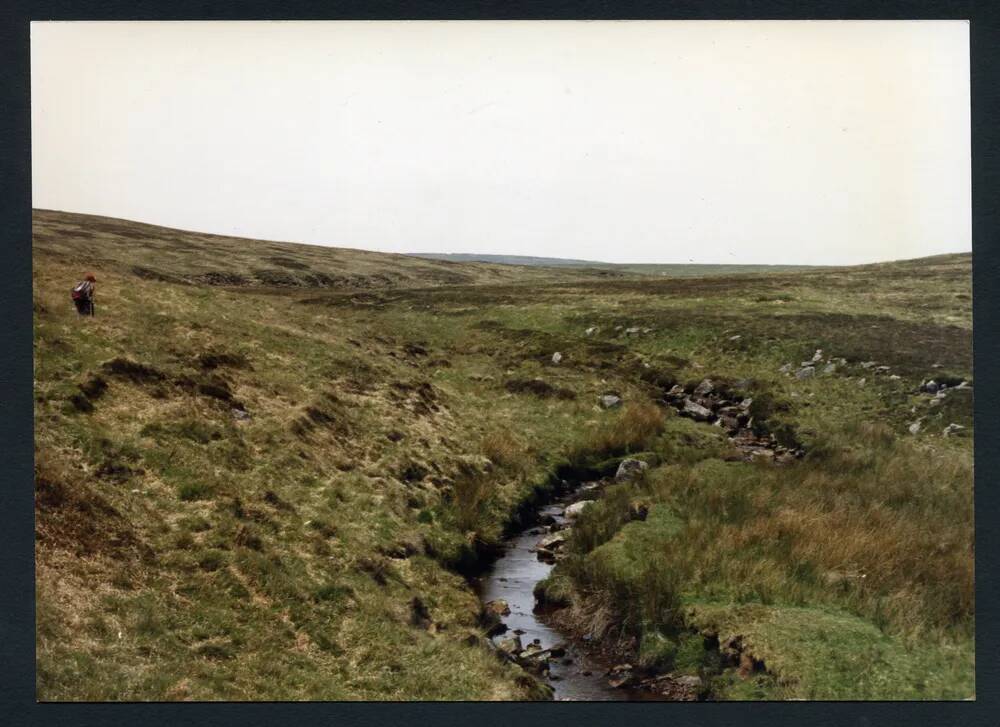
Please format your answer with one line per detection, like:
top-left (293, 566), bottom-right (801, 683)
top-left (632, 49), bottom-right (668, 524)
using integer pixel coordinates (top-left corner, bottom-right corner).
top-left (473, 486), bottom-right (662, 701)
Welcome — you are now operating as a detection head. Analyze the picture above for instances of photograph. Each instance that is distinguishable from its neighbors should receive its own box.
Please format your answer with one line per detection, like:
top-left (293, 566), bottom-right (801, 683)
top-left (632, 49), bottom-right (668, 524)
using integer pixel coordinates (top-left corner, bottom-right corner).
top-left (31, 19), bottom-right (973, 701)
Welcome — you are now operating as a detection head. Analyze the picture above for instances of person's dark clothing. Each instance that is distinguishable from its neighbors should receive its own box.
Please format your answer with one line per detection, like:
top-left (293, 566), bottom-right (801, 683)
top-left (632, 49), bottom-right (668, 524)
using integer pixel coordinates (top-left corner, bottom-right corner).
top-left (72, 280), bottom-right (95, 316)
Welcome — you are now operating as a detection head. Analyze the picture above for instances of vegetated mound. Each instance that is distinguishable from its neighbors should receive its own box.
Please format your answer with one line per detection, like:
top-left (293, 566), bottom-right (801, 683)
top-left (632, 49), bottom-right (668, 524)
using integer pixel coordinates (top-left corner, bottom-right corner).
top-left (32, 209), bottom-right (602, 291)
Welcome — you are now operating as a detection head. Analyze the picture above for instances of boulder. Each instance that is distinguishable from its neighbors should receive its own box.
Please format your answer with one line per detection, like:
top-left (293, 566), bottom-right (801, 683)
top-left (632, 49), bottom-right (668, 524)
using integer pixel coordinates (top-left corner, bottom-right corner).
top-left (682, 398), bottom-right (714, 421)
top-left (551, 352), bottom-right (563, 365)
top-left (538, 532), bottom-right (568, 550)
top-left (795, 366), bottom-right (815, 380)
top-left (693, 378), bottom-right (714, 396)
top-left (599, 394), bottom-right (622, 409)
top-left (615, 458), bottom-right (649, 481)
top-left (943, 423), bottom-right (966, 437)
top-left (563, 500), bottom-right (594, 519)
top-left (484, 599), bottom-right (510, 618)
top-left (497, 636), bottom-right (523, 656)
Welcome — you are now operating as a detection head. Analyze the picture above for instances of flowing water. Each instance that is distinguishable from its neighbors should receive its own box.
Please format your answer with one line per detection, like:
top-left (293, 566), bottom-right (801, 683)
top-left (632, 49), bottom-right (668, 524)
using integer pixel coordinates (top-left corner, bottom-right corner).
top-left (474, 490), bottom-right (659, 701)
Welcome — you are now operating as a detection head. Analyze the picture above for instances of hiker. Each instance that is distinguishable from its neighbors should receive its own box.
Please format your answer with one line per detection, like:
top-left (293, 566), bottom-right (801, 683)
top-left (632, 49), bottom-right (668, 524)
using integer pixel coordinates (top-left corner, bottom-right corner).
top-left (71, 273), bottom-right (97, 316)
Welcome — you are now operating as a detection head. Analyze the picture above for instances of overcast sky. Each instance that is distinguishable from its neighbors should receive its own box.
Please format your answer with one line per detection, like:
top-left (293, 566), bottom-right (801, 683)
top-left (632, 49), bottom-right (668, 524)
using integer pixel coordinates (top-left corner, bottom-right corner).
top-left (31, 20), bottom-right (970, 265)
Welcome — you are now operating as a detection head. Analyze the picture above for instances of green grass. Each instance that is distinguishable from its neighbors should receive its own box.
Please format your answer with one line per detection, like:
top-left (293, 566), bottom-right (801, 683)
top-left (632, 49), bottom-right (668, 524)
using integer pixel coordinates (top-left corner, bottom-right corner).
top-left (34, 210), bottom-right (972, 700)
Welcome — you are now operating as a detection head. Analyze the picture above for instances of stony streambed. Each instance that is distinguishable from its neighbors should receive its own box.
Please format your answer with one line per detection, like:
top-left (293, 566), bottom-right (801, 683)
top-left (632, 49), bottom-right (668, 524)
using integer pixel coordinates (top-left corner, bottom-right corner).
top-left (473, 481), bottom-right (662, 701)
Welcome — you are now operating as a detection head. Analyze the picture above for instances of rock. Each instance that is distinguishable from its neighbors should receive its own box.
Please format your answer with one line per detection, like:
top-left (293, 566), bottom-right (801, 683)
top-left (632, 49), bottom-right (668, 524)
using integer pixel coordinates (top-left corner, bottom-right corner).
top-left (624, 326), bottom-right (641, 335)
top-left (484, 599), bottom-right (510, 618)
top-left (538, 531), bottom-right (568, 550)
top-left (822, 363), bottom-right (837, 375)
top-left (664, 385), bottom-right (686, 403)
top-left (875, 365), bottom-right (891, 374)
top-left (615, 458), bottom-right (649, 481)
top-left (857, 378), bottom-right (867, 387)
top-left (921, 380), bottom-right (940, 394)
top-left (860, 361), bottom-right (877, 369)
top-left (675, 675), bottom-right (703, 690)
top-left (739, 397), bottom-right (753, 410)
top-left (908, 419), bottom-right (923, 435)
top-left (599, 394), bottom-right (622, 409)
top-left (729, 334), bottom-right (742, 341)
top-left (231, 407), bottom-right (251, 420)
top-left (497, 636), bottom-right (523, 656)
top-left (682, 398), bottom-right (714, 421)
top-left (551, 352), bottom-right (563, 365)
top-left (564, 500), bottom-right (594, 519)
top-left (811, 349), bottom-right (823, 363)
top-left (779, 363), bottom-right (793, 374)
top-left (889, 374), bottom-right (901, 380)
top-left (584, 326), bottom-right (598, 336)
top-left (608, 664), bottom-right (637, 689)
top-left (943, 423), bottom-right (966, 437)
top-left (693, 379), bottom-right (714, 396)
top-left (795, 366), bottom-right (815, 380)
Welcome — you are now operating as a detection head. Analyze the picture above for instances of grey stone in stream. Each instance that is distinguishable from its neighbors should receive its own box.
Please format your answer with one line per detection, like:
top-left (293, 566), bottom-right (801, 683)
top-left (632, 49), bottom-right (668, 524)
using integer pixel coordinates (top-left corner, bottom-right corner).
top-left (538, 531), bottom-right (568, 550)
top-left (682, 398), bottom-right (714, 421)
top-left (497, 636), bottom-right (523, 656)
top-left (693, 378), bottom-right (714, 396)
top-left (484, 599), bottom-right (510, 617)
top-left (563, 500), bottom-right (595, 518)
top-left (599, 394), bottom-right (622, 409)
top-left (615, 458), bottom-right (649, 481)
top-left (795, 366), bottom-right (815, 380)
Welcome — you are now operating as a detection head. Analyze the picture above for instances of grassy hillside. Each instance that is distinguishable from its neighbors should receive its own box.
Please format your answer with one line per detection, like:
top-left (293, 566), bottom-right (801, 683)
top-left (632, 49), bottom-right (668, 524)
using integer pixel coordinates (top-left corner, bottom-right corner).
top-left (33, 210), bottom-right (973, 700)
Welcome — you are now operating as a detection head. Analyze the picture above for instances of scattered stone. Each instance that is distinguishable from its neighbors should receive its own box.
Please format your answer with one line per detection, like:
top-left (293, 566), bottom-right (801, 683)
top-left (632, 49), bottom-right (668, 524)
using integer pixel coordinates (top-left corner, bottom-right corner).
top-left (497, 636), bottom-right (523, 656)
top-left (908, 419), bottom-right (923, 435)
top-left (729, 334), bottom-right (742, 341)
top-left (682, 398), bottom-right (714, 421)
top-left (484, 599), bottom-right (510, 618)
top-left (584, 326), bottom-right (598, 336)
top-left (889, 374), bottom-right (901, 380)
top-left (538, 532), bottom-right (568, 550)
top-left (860, 361), bottom-right (877, 369)
top-left (822, 363), bottom-right (837, 375)
top-left (779, 363), bottom-right (793, 374)
top-left (739, 397), bottom-right (753, 410)
top-left (608, 664), bottom-right (637, 689)
top-left (615, 458), bottom-right (649, 481)
top-left (943, 423), bottom-right (966, 437)
top-left (599, 394), bottom-right (622, 409)
top-left (811, 349), bottom-right (823, 363)
top-left (563, 500), bottom-right (594, 519)
top-left (232, 407), bottom-right (251, 421)
top-left (551, 352), bottom-right (563, 365)
top-left (858, 378), bottom-right (867, 387)
top-left (921, 380), bottom-right (940, 394)
top-left (624, 326), bottom-right (641, 335)
top-left (795, 366), bottom-right (815, 380)
top-left (875, 365), bottom-right (891, 374)
top-left (693, 379), bottom-right (714, 396)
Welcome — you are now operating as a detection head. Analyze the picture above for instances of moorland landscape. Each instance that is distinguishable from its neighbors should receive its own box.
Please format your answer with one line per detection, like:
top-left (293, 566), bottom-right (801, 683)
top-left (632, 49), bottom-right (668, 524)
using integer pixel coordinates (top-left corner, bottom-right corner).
top-left (33, 209), bottom-right (973, 701)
